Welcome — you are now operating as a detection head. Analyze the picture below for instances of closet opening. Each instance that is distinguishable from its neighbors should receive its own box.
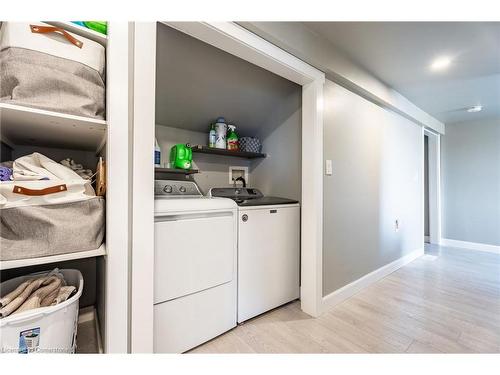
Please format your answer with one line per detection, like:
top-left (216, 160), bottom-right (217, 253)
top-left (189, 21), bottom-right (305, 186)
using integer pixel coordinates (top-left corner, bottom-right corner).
top-left (423, 128), bottom-right (441, 246)
top-left (152, 23), bottom-right (302, 353)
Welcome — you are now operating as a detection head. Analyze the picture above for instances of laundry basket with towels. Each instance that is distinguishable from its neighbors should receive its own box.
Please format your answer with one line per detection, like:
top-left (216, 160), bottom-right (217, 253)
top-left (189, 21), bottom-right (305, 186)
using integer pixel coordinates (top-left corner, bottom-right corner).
top-left (0, 22), bottom-right (106, 119)
top-left (0, 269), bottom-right (83, 353)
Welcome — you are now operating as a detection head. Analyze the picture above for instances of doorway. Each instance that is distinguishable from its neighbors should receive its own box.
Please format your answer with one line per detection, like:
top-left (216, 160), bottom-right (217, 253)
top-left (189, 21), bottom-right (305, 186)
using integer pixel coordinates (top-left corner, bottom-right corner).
top-left (424, 129), bottom-right (441, 245)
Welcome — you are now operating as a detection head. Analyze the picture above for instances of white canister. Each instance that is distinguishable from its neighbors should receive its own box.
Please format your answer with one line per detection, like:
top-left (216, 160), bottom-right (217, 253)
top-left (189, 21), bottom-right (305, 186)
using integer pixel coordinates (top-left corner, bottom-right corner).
top-left (214, 120), bottom-right (227, 149)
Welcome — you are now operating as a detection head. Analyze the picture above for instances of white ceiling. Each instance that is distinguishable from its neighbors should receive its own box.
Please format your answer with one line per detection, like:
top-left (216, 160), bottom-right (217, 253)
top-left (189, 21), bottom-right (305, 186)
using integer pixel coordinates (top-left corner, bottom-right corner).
top-left (303, 22), bottom-right (500, 124)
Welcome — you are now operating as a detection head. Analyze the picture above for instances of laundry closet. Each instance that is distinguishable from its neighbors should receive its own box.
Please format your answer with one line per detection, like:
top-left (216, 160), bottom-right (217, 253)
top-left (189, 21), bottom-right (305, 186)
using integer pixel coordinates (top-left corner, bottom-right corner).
top-left (154, 23), bottom-right (302, 199)
top-left (152, 23), bottom-right (303, 353)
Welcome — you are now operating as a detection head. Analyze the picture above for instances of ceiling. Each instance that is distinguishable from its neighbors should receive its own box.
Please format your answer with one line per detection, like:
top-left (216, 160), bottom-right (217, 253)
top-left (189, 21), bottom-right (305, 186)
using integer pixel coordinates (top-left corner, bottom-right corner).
top-left (303, 22), bottom-right (500, 124)
top-left (155, 24), bottom-right (300, 136)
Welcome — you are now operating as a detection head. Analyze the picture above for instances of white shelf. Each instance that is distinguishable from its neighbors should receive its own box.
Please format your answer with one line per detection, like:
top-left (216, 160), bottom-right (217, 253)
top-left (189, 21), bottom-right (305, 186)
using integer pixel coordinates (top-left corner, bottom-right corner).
top-left (0, 103), bottom-right (106, 152)
top-left (0, 244), bottom-right (106, 270)
top-left (45, 22), bottom-right (107, 47)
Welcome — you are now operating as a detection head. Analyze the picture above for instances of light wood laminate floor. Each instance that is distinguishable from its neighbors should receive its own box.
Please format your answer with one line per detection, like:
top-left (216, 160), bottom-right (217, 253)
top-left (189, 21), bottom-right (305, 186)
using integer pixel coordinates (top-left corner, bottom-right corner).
top-left (190, 244), bottom-right (500, 353)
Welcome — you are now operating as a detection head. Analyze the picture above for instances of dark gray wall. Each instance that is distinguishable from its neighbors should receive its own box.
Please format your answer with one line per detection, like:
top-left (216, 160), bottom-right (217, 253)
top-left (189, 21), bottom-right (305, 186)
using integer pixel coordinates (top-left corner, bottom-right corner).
top-left (323, 80), bottom-right (424, 295)
top-left (1, 141), bottom-right (13, 162)
top-left (442, 118), bottom-right (500, 246)
top-left (155, 23), bottom-right (300, 136)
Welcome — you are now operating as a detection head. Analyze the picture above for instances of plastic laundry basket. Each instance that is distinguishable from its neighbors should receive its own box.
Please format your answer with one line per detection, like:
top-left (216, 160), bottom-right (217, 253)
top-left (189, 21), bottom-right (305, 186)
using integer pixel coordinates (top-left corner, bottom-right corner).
top-left (0, 269), bottom-right (83, 354)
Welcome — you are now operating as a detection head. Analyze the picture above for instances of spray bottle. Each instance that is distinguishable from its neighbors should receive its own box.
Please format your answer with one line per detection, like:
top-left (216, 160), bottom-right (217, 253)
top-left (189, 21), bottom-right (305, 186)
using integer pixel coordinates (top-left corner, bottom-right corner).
top-left (227, 125), bottom-right (239, 151)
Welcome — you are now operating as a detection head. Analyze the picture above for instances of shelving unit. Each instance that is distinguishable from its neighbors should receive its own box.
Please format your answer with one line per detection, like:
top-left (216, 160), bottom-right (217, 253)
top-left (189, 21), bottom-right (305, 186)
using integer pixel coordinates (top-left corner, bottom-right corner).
top-left (191, 145), bottom-right (266, 159)
top-left (45, 21), bottom-right (107, 47)
top-left (0, 244), bottom-right (106, 271)
top-left (155, 167), bottom-right (199, 175)
top-left (0, 103), bottom-right (106, 152)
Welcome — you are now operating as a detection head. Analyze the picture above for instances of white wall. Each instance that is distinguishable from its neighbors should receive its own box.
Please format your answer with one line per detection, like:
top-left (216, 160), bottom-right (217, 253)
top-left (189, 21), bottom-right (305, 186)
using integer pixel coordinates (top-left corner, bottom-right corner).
top-left (323, 80), bottom-right (424, 295)
top-left (441, 117), bottom-right (500, 246)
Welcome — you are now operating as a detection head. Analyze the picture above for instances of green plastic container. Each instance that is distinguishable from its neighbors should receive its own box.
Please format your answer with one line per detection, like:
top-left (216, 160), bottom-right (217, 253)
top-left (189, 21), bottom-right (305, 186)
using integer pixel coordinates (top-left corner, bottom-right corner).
top-left (169, 144), bottom-right (192, 170)
top-left (83, 21), bottom-right (107, 35)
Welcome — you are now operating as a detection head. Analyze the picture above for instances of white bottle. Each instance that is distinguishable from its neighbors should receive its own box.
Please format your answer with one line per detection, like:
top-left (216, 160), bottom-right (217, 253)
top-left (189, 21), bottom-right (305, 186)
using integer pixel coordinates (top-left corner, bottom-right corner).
top-left (214, 117), bottom-right (227, 149)
top-left (155, 138), bottom-right (161, 167)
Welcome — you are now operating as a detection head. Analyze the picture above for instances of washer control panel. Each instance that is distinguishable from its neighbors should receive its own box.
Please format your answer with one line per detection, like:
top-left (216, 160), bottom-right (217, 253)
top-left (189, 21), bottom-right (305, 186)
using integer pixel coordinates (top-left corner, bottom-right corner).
top-left (155, 180), bottom-right (202, 197)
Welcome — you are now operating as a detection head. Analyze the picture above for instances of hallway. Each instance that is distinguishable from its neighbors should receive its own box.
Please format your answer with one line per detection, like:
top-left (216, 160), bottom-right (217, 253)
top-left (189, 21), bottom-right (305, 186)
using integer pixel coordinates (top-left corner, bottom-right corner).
top-left (191, 244), bottom-right (500, 353)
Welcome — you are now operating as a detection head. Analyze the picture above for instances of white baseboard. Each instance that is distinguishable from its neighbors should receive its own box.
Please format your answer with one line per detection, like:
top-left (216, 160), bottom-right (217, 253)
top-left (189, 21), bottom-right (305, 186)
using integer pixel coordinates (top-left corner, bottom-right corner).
top-left (321, 248), bottom-right (424, 313)
top-left (439, 238), bottom-right (500, 255)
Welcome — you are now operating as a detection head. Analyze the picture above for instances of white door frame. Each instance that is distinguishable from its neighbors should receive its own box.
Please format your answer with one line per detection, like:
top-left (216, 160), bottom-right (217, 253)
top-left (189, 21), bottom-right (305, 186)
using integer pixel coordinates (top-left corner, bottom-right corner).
top-left (424, 128), bottom-right (442, 244)
top-left (131, 22), bottom-right (325, 352)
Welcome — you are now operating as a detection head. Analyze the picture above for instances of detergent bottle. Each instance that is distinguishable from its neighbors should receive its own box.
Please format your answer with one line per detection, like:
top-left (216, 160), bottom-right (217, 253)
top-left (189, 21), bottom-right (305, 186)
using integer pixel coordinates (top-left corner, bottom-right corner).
top-left (227, 125), bottom-right (239, 151)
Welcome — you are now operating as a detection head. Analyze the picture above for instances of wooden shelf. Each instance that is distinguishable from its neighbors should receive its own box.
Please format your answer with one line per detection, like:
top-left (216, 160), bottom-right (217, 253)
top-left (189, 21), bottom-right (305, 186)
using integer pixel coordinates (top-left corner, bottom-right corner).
top-left (155, 167), bottom-right (199, 175)
top-left (45, 21), bottom-right (107, 47)
top-left (0, 244), bottom-right (106, 271)
top-left (191, 145), bottom-right (266, 159)
top-left (0, 103), bottom-right (107, 152)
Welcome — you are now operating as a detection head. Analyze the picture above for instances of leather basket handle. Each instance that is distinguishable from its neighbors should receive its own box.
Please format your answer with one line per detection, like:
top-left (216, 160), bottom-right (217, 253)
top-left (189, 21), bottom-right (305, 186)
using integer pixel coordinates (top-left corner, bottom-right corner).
top-left (30, 24), bottom-right (83, 49)
top-left (13, 184), bottom-right (68, 196)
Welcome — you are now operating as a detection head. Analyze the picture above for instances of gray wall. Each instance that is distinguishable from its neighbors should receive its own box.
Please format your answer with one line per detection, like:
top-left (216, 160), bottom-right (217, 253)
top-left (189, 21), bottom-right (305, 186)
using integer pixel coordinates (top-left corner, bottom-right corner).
top-left (250, 89), bottom-right (302, 201)
top-left (323, 80), bottom-right (424, 295)
top-left (442, 118), bottom-right (500, 246)
top-left (155, 125), bottom-right (250, 195)
top-left (156, 104), bottom-right (302, 202)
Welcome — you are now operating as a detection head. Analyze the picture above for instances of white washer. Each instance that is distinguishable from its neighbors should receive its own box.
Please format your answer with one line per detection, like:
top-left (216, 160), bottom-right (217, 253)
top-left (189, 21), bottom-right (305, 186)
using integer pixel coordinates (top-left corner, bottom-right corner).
top-left (154, 180), bottom-right (237, 353)
top-left (208, 188), bottom-right (300, 323)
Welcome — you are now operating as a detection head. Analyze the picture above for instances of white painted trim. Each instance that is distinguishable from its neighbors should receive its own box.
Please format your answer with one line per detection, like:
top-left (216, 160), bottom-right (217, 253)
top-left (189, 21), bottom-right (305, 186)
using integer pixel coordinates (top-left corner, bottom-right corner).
top-left (164, 22), bottom-right (324, 86)
top-left (300, 79), bottom-right (324, 317)
top-left (105, 21), bottom-right (132, 354)
top-left (322, 248), bottom-right (424, 313)
top-left (424, 129), bottom-right (442, 245)
top-left (130, 22), bottom-right (157, 353)
top-left (440, 239), bottom-right (500, 255)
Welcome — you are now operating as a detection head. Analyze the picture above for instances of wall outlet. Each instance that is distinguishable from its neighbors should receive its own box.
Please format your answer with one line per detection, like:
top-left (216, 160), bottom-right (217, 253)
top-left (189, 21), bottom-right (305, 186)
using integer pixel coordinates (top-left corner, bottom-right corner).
top-left (395, 219), bottom-right (400, 232)
top-left (325, 160), bottom-right (333, 176)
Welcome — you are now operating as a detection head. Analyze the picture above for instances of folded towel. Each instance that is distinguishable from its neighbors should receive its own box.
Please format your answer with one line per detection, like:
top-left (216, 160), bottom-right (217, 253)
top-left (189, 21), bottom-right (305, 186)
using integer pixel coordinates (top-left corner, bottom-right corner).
top-left (14, 277), bottom-right (63, 315)
top-left (0, 279), bottom-right (32, 308)
top-left (0, 268), bottom-right (67, 318)
top-left (52, 286), bottom-right (76, 305)
top-left (0, 276), bottom-right (48, 318)
top-left (60, 158), bottom-right (94, 180)
top-left (40, 288), bottom-right (60, 307)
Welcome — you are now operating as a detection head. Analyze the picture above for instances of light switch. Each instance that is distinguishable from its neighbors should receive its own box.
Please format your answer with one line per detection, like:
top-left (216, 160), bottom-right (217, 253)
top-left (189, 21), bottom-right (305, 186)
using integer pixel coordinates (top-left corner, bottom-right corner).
top-left (325, 160), bottom-right (333, 175)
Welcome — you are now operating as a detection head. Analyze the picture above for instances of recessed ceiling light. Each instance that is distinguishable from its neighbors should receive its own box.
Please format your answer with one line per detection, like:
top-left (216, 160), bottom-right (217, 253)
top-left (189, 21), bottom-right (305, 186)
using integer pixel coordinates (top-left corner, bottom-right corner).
top-left (467, 105), bottom-right (482, 113)
top-left (430, 56), bottom-right (452, 72)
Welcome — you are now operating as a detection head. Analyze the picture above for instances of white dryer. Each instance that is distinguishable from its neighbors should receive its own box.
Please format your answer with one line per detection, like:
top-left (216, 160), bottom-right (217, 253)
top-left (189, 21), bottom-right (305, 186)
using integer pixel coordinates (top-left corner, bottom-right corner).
top-left (154, 180), bottom-right (237, 353)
